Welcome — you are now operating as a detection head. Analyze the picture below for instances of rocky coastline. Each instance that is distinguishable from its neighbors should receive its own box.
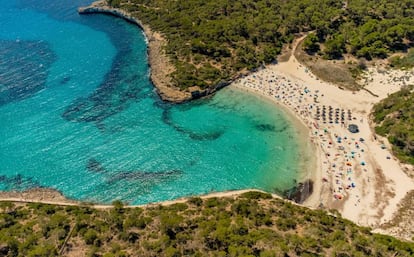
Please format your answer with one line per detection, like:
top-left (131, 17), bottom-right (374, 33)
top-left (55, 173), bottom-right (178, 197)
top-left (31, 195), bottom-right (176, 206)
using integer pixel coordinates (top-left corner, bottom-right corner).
top-left (0, 188), bottom-right (79, 205)
top-left (78, 0), bottom-right (231, 103)
top-left (78, 0), bottom-right (191, 102)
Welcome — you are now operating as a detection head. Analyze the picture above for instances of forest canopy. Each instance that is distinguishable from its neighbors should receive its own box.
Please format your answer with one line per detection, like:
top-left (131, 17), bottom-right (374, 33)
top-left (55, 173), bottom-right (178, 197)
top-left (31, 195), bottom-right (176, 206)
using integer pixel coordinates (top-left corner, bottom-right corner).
top-left (1, 193), bottom-right (414, 256)
top-left (112, 0), bottom-right (414, 91)
top-left (372, 85), bottom-right (414, 164)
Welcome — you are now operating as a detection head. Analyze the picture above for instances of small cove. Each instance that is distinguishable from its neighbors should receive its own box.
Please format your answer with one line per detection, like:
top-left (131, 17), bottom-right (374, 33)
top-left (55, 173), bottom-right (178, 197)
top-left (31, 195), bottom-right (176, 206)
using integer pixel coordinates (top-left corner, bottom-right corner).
top-left (0, 0), bottom-right (313, 204)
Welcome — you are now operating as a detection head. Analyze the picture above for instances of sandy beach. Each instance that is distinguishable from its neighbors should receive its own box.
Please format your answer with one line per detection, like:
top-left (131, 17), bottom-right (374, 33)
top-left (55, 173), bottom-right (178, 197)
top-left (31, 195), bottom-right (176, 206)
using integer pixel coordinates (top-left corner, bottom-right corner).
top-left (1, 2), bottom-right (414, 240)
top-left (75, 2), bottom-right (414, 228)
top-left (2, 48), bottom-right (413, 232)
top-left (231, 44), bottom-right (414, 229)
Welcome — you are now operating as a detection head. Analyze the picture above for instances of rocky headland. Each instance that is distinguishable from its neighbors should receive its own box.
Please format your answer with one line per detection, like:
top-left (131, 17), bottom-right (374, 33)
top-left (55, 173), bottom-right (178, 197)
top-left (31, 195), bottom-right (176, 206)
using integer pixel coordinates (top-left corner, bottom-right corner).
top-left (78, 0), bottom-right (193, 103)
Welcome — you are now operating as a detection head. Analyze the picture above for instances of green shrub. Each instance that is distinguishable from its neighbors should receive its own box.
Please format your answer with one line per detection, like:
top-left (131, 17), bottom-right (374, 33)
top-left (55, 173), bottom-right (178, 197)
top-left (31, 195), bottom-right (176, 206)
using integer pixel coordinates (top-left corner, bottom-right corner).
top-left (84, 229), bottom-right (98, 245)
top-left (188, 197), bottom-right (203, 206)
top-left (240, 191), bottom-right (272, 200)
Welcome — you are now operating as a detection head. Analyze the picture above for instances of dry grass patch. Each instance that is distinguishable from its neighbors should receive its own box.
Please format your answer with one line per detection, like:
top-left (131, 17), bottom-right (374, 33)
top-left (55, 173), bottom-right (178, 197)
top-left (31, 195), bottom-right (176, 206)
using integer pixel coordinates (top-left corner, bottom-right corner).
top-left (380, 190), bottom-right (414, 241)
top-left (295, 40), bottom-right (363, 90)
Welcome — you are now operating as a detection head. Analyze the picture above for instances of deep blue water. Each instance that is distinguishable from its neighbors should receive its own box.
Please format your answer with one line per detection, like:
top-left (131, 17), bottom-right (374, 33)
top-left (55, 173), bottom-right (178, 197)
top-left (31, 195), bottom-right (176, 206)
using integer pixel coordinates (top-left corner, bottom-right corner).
top-left (0, 0), bottom-right (311, 204)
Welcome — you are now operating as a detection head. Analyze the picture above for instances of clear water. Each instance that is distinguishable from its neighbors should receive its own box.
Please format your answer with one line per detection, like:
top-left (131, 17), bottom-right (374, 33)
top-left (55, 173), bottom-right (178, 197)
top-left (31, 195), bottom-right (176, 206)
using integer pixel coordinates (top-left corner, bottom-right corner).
top-left (0, 0), bottom-right (311, 204)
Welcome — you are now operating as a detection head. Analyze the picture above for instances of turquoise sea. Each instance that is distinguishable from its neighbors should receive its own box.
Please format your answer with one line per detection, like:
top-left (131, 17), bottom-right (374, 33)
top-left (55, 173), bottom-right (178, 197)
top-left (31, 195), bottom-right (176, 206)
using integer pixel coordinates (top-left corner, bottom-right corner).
top-left (0, 0), bottom-right (312, 204)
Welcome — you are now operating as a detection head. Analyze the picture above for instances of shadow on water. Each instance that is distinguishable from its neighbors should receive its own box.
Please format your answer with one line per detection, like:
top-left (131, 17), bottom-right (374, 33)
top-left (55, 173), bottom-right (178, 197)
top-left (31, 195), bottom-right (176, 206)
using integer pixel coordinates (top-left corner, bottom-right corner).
top-left (0, 40), bottom-right (56, 106)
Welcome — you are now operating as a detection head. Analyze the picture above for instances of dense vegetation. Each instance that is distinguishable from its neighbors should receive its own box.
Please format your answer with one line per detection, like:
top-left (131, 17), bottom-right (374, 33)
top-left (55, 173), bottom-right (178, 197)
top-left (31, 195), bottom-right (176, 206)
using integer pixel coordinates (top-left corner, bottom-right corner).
top-left (372, 85), bottom-right (414, 164)
top-left (389, 49), bottom-right (414, 69)
top-left (1, 192), bottom-right (414, 256)
top-left (109, 0), bottom-right (414, 91)
top-left (302, 0), bottom-right (414, 59)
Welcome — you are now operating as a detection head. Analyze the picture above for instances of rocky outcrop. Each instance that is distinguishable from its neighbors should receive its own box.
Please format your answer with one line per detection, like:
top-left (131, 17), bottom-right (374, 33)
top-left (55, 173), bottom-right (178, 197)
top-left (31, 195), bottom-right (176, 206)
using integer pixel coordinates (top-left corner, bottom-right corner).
top-left (78, 0), bottom-right (192, 103)
top-left (187, 80), bottom-right (232, 99)
top-left (0, 188), bottom-right (79, 205)
top-left (282, 179), bottom-right (314, 204)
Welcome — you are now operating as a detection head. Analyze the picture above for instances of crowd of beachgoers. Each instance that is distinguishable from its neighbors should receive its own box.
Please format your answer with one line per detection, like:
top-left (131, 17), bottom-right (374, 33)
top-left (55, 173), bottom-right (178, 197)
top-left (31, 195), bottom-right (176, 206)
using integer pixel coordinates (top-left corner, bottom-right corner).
top-left (232, 56), bottom-right (414, 228)
top-left (233, 71), bottom-right (366, 204)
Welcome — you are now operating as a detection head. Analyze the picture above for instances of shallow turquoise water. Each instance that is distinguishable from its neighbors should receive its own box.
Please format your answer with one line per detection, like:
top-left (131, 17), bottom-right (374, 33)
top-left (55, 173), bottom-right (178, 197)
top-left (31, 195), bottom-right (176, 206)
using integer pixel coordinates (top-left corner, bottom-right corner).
top-left (0, 0), bottom-right (310, 204)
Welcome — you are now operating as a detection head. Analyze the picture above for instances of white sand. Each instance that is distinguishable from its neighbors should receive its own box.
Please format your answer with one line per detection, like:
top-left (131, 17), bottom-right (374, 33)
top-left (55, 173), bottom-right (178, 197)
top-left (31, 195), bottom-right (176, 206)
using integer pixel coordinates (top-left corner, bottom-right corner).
top-left (231, 47), bottom-right (414, 227)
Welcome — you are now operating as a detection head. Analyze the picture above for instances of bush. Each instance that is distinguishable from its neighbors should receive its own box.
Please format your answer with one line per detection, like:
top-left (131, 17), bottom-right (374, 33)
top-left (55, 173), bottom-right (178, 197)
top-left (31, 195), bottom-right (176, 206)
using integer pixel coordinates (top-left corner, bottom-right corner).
top-left (84, 229), bottom-right (98, 245)
top-left (108, 0), bottom-right (121, 8)
top-left (240, 191), bottom-right (272, 200)
top-left (372, 85), bottom-right (414, 164)
top-left (303, 33), bottom-right (320, 54)
top-left (188, 197), bottom-right (203, 206)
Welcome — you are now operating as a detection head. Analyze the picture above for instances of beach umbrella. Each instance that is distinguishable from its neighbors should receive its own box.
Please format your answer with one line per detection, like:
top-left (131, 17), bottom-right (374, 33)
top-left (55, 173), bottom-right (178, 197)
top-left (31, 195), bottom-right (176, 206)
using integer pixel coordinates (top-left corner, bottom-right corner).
top-left (348, 124), bottom-right (359, 133)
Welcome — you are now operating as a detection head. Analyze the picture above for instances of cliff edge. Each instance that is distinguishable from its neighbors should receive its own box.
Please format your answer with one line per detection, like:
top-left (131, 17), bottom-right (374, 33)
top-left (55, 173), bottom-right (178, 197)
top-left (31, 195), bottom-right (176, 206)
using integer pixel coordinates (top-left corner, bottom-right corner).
top-left (78, 0), bottom-right (192, 103)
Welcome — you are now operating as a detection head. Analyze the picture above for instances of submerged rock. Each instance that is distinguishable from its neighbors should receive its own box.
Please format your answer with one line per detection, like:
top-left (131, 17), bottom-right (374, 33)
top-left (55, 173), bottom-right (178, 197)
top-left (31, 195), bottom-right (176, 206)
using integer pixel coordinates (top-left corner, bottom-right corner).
top-left (85, 158), bottom-right (183, 184)
top-left (0, 174), bottom-right (42, 191)
top-left (86, 158), bottom-right (106, 173)
top-left (255, 123), bottom-right (276, 132)
top-left (60, 76), bottom-right (71, 84)
top-left (189, 131), bottom-right (223, 141)
top-left (161, 108), bottom-right (223, 141)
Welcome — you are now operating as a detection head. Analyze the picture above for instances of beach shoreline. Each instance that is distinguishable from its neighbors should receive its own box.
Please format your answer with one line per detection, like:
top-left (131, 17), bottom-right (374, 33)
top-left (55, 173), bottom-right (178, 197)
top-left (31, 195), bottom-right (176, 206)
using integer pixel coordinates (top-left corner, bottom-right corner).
top-left (228, 42), bottom-right (414, 234)
top-left (1, 0), bottom-right (413, 242)
top-left (231, 84), bottom-right (320, 203)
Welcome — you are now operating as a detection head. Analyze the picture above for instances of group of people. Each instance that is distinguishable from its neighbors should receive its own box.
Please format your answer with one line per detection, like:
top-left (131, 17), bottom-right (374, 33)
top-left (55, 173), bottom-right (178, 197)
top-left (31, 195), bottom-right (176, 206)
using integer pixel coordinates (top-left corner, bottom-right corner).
top-left (233, 69), bottom-right (367, 206)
